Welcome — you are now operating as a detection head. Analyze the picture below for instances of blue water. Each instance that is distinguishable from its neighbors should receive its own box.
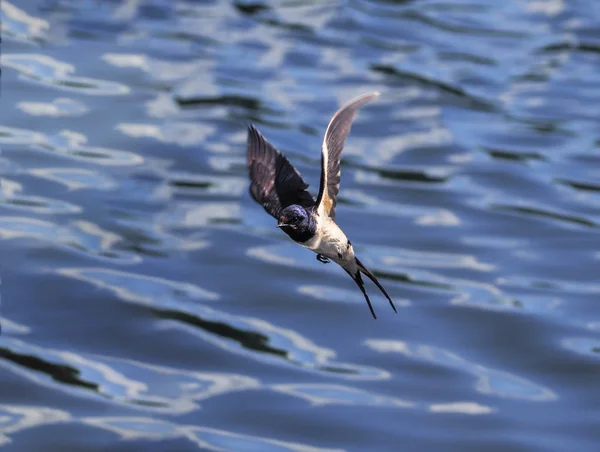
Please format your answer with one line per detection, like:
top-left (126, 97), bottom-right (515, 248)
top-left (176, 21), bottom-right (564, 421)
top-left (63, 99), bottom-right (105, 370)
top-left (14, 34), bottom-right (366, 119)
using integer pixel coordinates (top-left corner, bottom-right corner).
top-left (2, 0), bottom-right (600, 450)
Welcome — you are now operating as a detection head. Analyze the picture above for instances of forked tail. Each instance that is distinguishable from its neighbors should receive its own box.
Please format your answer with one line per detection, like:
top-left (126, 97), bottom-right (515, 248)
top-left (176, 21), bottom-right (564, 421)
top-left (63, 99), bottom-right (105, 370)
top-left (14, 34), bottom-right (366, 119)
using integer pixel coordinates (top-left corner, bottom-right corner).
top-left (356, 257), bottom-right (397, 315)
top-left (347, 270), bottom-right (376, 319)
top-left (347, 258), bottom-right (397, 319)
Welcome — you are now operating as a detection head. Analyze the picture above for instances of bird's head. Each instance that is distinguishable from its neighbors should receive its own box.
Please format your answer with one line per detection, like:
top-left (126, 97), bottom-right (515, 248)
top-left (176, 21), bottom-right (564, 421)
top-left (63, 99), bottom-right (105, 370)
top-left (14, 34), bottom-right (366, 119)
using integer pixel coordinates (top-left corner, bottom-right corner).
top-left (278, 205), bottom-right (308, 230)
top-left (277, 205), bottom-right (315, 242)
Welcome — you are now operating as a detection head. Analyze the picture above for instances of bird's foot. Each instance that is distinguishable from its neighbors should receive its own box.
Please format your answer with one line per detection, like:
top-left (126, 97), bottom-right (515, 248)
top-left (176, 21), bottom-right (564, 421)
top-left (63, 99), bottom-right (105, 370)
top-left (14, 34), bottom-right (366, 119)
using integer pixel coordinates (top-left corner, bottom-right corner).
top-left (316, 254), bottom-right (330, 264)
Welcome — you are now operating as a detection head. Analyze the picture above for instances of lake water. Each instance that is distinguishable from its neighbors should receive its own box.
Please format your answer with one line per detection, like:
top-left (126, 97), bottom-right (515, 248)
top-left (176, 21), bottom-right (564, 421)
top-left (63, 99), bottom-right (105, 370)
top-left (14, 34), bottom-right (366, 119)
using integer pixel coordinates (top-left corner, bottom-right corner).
top-left (1, 0), bottom-right (600, 450)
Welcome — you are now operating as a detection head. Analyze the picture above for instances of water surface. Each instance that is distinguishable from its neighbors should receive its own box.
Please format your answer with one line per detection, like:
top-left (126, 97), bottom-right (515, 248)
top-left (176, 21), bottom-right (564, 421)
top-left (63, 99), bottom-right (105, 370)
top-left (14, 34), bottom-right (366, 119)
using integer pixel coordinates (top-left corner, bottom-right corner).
top-left (1, 0), bottom-right (600, 450)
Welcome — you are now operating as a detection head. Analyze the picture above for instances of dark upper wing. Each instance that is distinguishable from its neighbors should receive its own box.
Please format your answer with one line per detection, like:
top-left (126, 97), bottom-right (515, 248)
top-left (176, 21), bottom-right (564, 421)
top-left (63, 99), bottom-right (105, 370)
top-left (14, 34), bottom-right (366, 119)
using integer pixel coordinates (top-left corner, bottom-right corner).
top-left (315, 92), bottom-right (380, 219)
top-left (246, 125), bottom-right (314, 219)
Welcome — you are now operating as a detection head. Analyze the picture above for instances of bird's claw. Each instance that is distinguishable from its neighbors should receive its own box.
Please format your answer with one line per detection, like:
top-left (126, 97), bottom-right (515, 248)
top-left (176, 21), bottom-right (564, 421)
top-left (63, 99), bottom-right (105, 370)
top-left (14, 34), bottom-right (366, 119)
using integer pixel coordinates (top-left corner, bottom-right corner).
top-left (316, 254), bottom-right (330, 264)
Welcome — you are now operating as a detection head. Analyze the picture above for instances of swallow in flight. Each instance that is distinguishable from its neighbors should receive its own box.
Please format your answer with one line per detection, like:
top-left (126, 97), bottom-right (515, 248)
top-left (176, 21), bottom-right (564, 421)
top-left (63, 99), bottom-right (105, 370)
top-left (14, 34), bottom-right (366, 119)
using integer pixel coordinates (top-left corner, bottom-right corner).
top-left (246, 92), bottom-right (396, 319)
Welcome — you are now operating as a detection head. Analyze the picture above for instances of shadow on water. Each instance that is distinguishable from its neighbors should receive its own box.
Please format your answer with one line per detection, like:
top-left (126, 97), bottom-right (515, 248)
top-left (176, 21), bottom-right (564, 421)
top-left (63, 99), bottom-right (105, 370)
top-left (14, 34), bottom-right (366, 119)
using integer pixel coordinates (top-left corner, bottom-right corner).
top-left (0, 346), bottom-right (98, 391)
top-left (153, 308), bottom-right (288, 358)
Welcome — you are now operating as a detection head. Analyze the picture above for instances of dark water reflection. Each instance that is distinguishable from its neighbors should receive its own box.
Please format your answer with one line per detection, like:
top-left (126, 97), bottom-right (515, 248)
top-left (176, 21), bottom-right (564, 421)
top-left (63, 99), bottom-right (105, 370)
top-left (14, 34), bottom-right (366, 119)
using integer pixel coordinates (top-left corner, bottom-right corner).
top-left (1, 0), bottom-right (600, 450)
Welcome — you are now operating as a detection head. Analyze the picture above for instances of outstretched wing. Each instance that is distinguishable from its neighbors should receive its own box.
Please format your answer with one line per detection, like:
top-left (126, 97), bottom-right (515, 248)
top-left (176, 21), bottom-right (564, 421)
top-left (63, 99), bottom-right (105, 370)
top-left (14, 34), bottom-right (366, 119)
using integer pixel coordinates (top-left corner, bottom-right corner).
top-left (247, 125), bottom-right (314, 219)
top-left (316, 92), bottom-right (380, 220)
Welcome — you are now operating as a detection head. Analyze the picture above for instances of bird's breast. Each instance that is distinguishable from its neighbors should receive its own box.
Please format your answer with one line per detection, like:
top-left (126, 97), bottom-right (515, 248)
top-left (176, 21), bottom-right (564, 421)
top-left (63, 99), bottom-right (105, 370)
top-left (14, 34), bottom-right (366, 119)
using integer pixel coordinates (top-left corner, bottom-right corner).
top-left (302, 218), bottom-right (354, 265)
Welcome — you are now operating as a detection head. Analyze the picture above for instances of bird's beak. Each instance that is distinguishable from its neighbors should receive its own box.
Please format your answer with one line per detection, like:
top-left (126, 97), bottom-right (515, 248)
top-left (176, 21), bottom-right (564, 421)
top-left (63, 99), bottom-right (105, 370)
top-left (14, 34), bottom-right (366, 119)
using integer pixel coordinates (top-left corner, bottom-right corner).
top-left (277, 222), bottom-right (297, 229)
top-left (277, 216), bottom-right (289, 228)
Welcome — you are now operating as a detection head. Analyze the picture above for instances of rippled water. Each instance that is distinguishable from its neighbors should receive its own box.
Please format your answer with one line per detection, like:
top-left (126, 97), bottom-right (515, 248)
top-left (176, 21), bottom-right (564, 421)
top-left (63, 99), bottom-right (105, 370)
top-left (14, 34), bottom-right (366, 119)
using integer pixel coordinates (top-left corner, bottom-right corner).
top-left (1, 0), bottom-right (600, 450)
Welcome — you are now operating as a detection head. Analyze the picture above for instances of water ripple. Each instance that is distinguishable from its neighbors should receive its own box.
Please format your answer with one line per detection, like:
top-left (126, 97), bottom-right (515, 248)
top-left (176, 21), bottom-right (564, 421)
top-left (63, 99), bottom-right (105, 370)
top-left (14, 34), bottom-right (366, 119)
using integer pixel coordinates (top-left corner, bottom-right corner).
top-left (17, 98), bottom-right (88, 117)
top-left (186, 425), bottom-right (346, 452)
top-left (38, 130), bottom-right (143, 166)
top-left (0, 404), bottom-right (70, 446)
top-left (365, 340), bottom-right (557, 402)
top-left (3, 54), bottom-right (130, 95)
top-left (0, 125), bottom-right (45, 147)
top-left (272, 382), bottom-right (493, 415)
top-left (562, 337), bottom-right (600, 360)
top-left (497, 276), bottom-right (600, 296)
top-left (167, 172), bottom-right (246, 197)
top-left (0, 337), bottom-right (257, 414)
top-left (55, 267), bottom-right (389, 380)
top-left (371, 64), bottom-right (496, 112)
top-left (0, 179), bottom-right (81, 215)
top-left (371, 246), bottom-right (495, 272)
top-left (117, 122), bottom-right (214, 147)
top-left (491, 203), bottom-right (598, 229)
top-left (1, 2), bottom-right (48, 43)
top-left (298, 285), bottom-right (412, 309)
top-left (84, 417), bottom-right (345, 452)
top-left (56, 267), bottom-right (219, 305)
top-left (158, 202), bottom-right (242, 227)
top-left (428, 402), bottom-right (494, 415)
top-left (2, 0), bottom-right (599, 449)
top-left (28, 168), bottom-right (117, 191)
top-left (102, 53), bottom-right (201, 84)
top-left (273, 383), bottom-right (414, 408)
top-left (0, 318), bottom-right (30, 336)
top-left (0, 127), bottom-right (143, 166)
top-left (0, 217), bottom-right (137, 264)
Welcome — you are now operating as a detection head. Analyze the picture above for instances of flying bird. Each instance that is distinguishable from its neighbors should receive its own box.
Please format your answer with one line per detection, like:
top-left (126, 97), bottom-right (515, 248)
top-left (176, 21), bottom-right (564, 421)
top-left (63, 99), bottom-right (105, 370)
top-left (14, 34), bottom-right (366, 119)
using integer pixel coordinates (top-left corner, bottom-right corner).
top-left (246, 92), bottom-right (396, 319)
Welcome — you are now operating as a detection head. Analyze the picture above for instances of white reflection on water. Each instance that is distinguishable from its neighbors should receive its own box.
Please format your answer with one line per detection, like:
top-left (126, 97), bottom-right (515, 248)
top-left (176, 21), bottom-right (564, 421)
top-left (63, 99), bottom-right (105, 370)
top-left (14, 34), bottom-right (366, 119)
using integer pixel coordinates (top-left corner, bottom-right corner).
top-left (102, 53), bottom-right (201, 84)
top-left (158, 202), bottom-right (241, 228)
top-left (0, 178), bottom-right (82, 215)
top-left (169, 317), bottom-right (389, 382)
top-left (56, 266), bottom-right (389, 381)
top-left (562, 337), bottom-right (600, 360)
top-left (416, 208), bottom-right (461, 226)
top-left (0, 126), bottom-right (143, 167)
top-left (497, 276), bottom-right (600, 296)
top-left (375, 246), bottom-right (494, 272)
top-left (83, 416), bottom-right (180, 441)
top-left (0, 216), bottom-right (138, 264)
top-left (0, 217), bottom-right (73, 242)
top-left (56, 267), bottom-right (220, 305)
top-left (0, 125), bottom-right (46, 147)
top-left (273, 383), bottom-right (414, 408)
top-left (17, 98), bottom-right (88, 117)
top-left (28, 168), bottom-right (117, 190)
top-left (145, 93), bottom-right (181, 118)
top-left (84, 417), bottom-right (346, 452)
top-left (341, 186), bottom-right (461, 224)
top-left (0, 318), bottom-right (30, 335)
top-left (3, 54), bottom-right (130, 95)
top-left (365, 339), bottom-right (557, 401)
top-left (365, 127), bottom-right (454, 165)
top-left (429, 402), bottom-right (494, 415)
top-left (0, 405), bottom-right (70, 446)
top-left (298, 284), bottom-right (411, 308)
top-left (1, 2), bottom-right (49, 42)
top-left (527, 0), bottom-right (566, 16)
top-left (41, 130), bottom-right (143, 166)
top-left (187, 425), bottom-right (346, 452)
top-left (271, 383), bottom-right (493, 415)
top-left (247, 246), bottom-right (297, 267)
top-left (116, 122), bottom-right (215, 147)
top-left (0, 337), bottom-right (258, 414)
